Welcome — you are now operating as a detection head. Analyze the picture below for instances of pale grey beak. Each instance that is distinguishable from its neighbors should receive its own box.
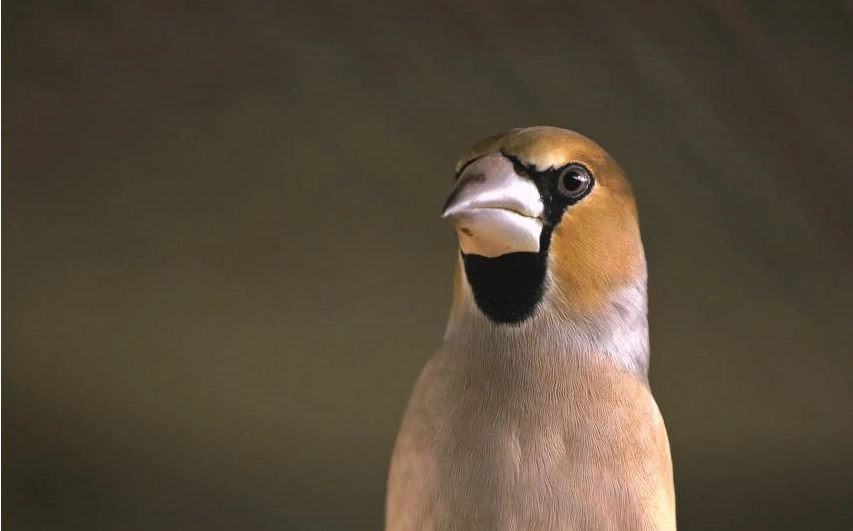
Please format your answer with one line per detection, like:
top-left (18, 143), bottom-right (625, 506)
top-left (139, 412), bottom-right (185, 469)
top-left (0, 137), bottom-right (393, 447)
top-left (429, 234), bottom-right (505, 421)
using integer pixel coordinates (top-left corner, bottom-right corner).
top-left (441, 153), bottom-right (544, 258)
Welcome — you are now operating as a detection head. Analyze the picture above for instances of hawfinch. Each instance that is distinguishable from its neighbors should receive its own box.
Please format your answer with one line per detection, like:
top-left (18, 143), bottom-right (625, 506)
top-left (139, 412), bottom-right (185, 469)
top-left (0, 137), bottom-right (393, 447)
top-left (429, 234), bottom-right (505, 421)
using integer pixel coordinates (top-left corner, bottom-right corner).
top-left (386, 127), bottom-right (676, 530)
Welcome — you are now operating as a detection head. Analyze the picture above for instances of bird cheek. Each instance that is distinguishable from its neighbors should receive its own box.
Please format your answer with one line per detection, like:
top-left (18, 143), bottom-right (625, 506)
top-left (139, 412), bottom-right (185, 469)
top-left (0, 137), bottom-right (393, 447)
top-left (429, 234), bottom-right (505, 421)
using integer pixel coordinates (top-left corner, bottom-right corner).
top-left (549, 199), bottom-right (644, 315)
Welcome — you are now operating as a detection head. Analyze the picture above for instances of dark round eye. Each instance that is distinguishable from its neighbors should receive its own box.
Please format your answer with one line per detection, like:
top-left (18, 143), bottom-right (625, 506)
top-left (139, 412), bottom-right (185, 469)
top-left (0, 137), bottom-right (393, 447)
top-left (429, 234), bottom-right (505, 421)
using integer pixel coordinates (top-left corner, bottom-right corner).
top-left (556, 163), bottom-right (593, 200)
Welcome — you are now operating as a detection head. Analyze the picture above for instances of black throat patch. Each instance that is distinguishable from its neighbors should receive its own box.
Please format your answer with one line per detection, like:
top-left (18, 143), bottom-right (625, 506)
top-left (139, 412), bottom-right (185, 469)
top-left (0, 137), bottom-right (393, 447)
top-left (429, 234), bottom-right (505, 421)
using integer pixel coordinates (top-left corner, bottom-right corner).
top-left (461, 249), bottom-right (548, 324)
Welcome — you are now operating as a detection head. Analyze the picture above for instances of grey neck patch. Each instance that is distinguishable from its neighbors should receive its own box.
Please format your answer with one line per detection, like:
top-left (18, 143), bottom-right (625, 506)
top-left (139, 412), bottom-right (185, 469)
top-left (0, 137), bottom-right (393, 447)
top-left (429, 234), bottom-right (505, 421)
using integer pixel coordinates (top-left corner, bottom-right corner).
top-left (444, 269), bottom-right (650, 376)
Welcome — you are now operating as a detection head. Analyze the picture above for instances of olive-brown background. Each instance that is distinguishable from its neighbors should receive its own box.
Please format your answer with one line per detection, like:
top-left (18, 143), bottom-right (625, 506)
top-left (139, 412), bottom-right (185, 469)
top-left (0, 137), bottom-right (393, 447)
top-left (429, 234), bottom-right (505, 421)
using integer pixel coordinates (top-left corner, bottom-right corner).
top-left (5, 1), bottom-right (853, 529)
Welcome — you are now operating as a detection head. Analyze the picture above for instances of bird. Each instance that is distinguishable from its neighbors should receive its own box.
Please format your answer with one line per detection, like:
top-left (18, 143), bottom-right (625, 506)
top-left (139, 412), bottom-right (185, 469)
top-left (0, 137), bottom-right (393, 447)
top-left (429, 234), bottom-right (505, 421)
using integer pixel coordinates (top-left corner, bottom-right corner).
top-left (385, 126), bottom-right (676, 530)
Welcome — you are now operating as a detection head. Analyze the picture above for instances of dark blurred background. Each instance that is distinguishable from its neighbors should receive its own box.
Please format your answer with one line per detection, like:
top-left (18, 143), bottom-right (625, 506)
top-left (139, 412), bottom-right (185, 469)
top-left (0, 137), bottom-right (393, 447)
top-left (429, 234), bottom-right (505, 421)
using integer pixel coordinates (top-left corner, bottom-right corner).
top-left (5, 1), bottom-right (853, 529)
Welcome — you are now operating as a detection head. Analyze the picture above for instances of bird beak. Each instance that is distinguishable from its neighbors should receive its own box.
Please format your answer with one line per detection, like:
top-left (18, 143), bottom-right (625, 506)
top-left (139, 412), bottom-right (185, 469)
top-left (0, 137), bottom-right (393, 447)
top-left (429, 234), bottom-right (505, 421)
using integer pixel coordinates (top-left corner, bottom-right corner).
top-left (441, 153), bottom-right (544, 258)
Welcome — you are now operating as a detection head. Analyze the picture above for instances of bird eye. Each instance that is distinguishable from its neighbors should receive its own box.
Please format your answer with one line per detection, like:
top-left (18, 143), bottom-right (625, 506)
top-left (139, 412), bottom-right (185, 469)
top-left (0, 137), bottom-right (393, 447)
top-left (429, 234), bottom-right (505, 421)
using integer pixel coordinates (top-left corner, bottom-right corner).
top-left (556, 163), bottom-right (593, 200)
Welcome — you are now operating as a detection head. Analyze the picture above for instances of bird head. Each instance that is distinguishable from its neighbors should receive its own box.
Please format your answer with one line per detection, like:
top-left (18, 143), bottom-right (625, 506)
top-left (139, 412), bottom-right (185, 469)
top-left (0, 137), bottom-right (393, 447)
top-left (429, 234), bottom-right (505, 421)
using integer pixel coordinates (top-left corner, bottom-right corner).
top-left (442, 127), bottom-right (648, 367)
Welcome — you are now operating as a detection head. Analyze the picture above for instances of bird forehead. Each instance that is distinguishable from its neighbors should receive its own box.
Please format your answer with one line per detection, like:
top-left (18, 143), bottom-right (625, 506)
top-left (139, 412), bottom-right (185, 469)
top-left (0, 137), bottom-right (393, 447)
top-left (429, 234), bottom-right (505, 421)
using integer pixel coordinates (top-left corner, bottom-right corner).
top-left (456, 126), bottom-right (607, 173)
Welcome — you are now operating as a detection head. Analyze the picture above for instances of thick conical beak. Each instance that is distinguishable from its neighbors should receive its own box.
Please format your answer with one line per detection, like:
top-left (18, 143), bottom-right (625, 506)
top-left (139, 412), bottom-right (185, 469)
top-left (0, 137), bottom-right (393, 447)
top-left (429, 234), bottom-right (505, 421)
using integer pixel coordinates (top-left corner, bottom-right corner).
top-left (441, 153), bottom-right (544, 258)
